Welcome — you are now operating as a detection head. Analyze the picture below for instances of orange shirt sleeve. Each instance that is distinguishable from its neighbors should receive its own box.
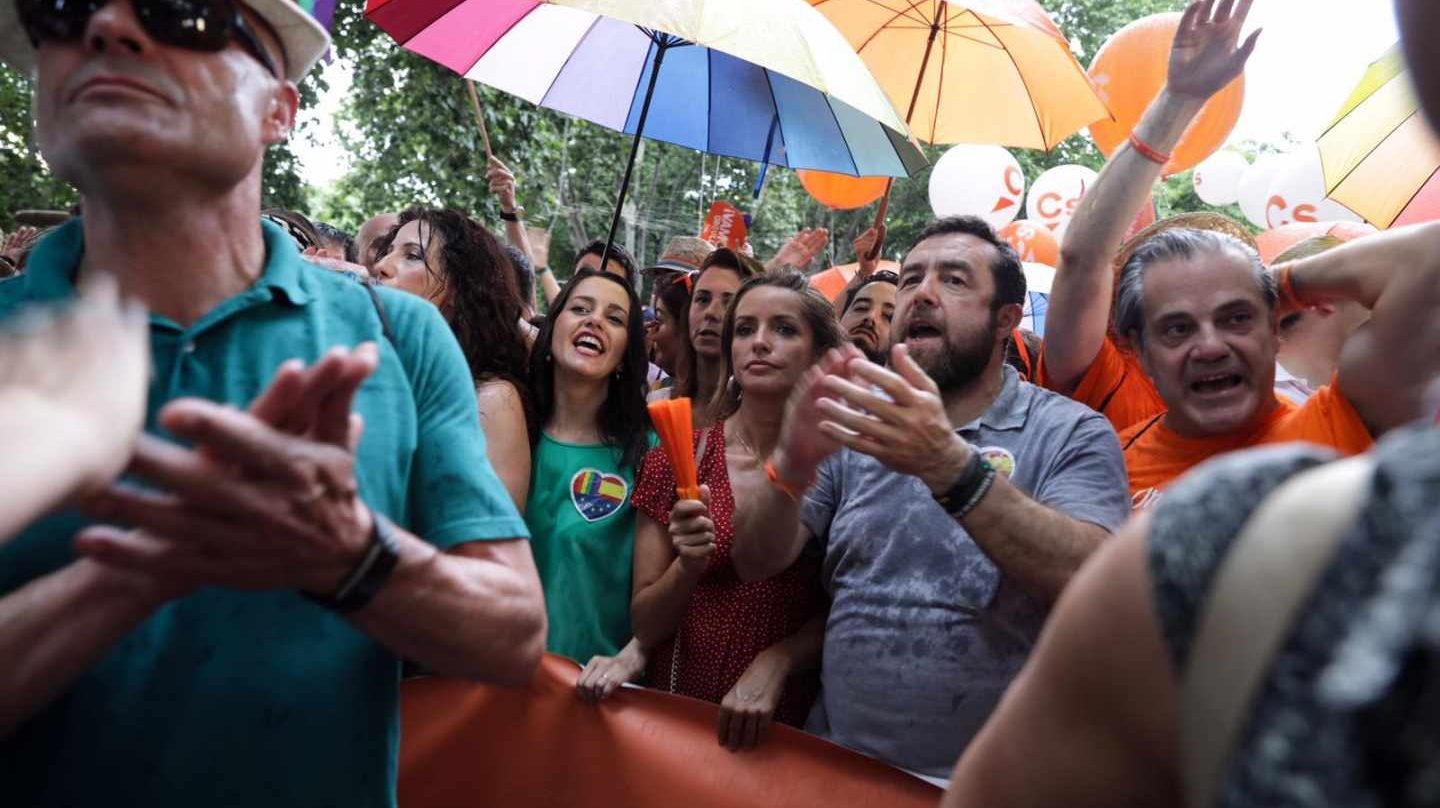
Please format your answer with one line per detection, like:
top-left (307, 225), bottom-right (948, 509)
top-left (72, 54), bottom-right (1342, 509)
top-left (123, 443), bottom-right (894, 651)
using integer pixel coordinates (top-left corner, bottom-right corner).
top-left (1273, 375), bottom-right (1374, 456)
top-left (1037, 336), bottom-right (1167, 433)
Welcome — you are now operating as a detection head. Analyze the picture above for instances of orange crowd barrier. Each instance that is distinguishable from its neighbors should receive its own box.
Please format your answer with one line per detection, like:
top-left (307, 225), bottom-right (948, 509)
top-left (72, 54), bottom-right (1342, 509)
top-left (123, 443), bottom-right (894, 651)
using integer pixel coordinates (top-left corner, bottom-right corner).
top-left (400, 654), bottom-right (943, 808)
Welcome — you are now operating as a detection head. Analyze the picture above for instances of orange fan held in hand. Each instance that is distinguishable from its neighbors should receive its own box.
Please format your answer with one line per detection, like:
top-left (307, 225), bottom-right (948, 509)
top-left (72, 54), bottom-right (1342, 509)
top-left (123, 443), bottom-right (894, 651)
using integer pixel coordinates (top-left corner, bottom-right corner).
top-left (647, 397), bottom-right (701, 500)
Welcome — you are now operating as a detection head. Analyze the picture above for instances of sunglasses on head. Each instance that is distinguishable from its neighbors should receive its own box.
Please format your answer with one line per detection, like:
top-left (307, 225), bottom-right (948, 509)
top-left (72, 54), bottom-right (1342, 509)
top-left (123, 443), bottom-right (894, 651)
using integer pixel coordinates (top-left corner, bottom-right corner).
top-left (18, 0), bottom-right (280, 78)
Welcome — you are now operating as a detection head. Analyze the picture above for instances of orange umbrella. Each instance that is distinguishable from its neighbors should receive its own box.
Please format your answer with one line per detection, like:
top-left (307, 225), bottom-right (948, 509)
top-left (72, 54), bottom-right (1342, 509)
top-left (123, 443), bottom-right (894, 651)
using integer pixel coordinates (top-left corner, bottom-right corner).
top-left (808, 260), bottom-right (902, 301)
top-left (809, 0), bottom-right (1109, 149)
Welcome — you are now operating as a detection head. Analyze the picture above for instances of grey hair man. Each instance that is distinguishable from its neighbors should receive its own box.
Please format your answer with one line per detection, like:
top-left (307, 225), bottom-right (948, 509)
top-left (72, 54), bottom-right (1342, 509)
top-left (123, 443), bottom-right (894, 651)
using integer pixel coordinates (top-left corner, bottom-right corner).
top-left (0, 0), bottom-right (545, 804)
top-left (1038, 0), bottom-right (1434, 507)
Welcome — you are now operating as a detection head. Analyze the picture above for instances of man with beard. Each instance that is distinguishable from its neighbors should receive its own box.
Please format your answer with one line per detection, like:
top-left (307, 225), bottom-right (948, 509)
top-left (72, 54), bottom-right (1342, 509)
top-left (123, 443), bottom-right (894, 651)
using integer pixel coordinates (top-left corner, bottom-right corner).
top-left (838, 271), bottom-right (897, 364)
top-left (728, 216), bottom-right (1130, 779)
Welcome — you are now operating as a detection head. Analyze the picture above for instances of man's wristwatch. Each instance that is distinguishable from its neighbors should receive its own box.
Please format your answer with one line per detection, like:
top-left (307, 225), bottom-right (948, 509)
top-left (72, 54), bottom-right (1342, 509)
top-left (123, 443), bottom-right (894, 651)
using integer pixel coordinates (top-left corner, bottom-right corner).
top-left (932, 450), bottom-right (997, 520)
top-left (303, 511), bottom-right (401, 613)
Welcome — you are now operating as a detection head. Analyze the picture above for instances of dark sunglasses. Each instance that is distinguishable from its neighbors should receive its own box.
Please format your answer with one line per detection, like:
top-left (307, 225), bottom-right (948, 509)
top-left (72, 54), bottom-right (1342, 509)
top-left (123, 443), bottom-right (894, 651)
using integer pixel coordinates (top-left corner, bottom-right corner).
top-left (18, 0), bottom-right (280, 78)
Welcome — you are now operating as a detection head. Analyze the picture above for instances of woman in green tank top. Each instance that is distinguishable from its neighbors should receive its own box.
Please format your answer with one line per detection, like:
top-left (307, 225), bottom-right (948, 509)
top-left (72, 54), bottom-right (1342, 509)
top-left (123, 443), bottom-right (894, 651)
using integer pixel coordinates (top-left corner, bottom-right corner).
top-left (525, 269), bottom-right (654, 700)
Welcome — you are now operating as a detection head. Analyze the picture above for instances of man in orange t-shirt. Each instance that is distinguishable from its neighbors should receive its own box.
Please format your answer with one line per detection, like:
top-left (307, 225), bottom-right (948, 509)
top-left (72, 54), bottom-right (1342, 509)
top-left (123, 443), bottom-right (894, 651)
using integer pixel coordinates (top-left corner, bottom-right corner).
top-left (1039, 5), bottom-right (1440, 506)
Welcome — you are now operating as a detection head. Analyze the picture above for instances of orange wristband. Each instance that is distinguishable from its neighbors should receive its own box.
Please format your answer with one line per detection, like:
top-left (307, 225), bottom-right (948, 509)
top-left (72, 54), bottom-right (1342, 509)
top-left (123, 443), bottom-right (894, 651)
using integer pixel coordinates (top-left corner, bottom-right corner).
top-left (1276, 265), bottom-right (1309, 311)
top-left (1128, 133), bottom-right (1171, 166)
top-left (765, 458), bottom-right (813, 502)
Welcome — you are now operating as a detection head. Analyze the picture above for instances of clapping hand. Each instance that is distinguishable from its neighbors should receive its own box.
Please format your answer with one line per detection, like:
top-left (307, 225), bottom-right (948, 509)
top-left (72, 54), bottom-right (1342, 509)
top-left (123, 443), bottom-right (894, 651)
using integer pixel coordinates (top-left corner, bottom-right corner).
top-left (771, 345), bottom-right (863, 486)
top-left (814, 344), bottom-right (972, 495)
top-left (0, 271), bottom-right (149, 495)
top-left (1167, 0), bottom-right (1260, 101)
top-left (77, 345), bottom-right (382, 600)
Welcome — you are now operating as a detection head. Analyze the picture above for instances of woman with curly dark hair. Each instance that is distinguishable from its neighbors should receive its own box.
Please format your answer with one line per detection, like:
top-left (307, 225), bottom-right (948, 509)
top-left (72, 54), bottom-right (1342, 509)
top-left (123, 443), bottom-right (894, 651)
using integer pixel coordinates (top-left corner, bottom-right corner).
top-left (373, 207), bottom-right (533, 512)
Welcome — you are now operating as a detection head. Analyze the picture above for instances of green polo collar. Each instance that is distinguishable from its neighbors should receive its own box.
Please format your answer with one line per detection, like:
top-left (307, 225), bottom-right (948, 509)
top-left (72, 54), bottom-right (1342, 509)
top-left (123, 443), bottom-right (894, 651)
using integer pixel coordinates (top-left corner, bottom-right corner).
top-left (20, 218), bottom-right (313, 307)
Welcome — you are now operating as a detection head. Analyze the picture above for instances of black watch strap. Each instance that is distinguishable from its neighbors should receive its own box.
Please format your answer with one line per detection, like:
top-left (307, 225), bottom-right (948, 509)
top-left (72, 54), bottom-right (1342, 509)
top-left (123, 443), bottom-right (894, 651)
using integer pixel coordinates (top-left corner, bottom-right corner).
top-left (303, 511), bottom-right (401, 614)
top-left (933, 450), bottom-right (997, 520)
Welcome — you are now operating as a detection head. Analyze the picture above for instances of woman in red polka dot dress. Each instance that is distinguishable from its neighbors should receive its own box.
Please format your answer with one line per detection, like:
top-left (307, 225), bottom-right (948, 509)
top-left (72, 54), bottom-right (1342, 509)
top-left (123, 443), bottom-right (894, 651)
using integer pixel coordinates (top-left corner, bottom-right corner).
top-left (632, 270), bottom-right (842, 751)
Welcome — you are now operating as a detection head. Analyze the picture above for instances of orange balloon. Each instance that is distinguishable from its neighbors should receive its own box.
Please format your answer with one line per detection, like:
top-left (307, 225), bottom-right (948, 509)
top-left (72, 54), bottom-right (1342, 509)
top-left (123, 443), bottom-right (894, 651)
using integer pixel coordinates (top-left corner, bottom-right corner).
top-left (1087, 13), bottom-right (1245, 176)
top-left (797, 169), bottom-right (889, 210)
top-left (1255, 221), bottom-right (1377, 264)
top-left (998, 221), bottom-right (1059, 266)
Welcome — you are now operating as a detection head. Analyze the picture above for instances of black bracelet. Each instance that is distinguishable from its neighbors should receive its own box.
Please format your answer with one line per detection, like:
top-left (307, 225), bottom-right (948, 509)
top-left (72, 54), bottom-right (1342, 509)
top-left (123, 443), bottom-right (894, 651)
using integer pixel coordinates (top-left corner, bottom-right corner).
top-left (499, 209), bottom-right (521, 222)
top-left (303, 511), bottom-right (401, 614)
top-left (932, 451), bottom-right (996, 519)
top-left (951, 464), bottom-right (997, 520)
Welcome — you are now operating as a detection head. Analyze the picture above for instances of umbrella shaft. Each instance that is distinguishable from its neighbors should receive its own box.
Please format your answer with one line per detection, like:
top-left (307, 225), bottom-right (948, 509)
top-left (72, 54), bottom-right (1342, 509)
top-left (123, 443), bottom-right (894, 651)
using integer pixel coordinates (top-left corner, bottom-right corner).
top-left (905, 1), bottom-right (945, 124)
top-left (602, 38), bottom-right (673, 274)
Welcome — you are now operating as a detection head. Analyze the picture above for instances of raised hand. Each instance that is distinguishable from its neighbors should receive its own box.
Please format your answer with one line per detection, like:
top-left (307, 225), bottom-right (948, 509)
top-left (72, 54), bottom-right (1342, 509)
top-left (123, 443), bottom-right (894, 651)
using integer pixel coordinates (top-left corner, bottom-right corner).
top-left (1, 225), bottom-right (40, 267)
top-left (487, 155), bottom-right (519, 214)
top-left (767, 227), bottom-right (830, 271)
top-left (1167, 0), bottom-right (1260, 100)
top-left (852, 225), bottom-right (887, 277)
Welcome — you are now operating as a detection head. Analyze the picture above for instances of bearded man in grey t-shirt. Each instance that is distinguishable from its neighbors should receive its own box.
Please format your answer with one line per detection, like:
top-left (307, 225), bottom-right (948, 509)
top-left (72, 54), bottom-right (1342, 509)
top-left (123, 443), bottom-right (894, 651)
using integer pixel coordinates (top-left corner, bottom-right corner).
top-left (732, 216), bottom-right (1130, 779)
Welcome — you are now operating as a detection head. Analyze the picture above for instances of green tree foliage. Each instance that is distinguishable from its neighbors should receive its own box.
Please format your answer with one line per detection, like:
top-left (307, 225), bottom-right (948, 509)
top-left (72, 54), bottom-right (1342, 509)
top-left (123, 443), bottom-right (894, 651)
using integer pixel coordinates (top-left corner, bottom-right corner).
top-left (0, 62), bottom-right (321, 228)
top-left (1, 66), bottom-right (78, 230)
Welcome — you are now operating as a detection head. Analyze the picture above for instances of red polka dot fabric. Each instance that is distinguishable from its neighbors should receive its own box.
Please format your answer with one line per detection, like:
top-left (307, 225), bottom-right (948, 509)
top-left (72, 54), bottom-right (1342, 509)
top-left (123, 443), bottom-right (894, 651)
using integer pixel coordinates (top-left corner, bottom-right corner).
top-left (633, 419), bottom-right (825, 726)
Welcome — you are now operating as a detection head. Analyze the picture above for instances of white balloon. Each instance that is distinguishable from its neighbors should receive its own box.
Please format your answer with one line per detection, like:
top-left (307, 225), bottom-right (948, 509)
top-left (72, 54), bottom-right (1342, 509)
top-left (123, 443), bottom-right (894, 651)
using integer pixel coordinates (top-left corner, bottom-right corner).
top-left (1022, 262), bottom-right (1056, 296)
top-left (1026, 165), bottom-right (1098, 235)
top-left (1237, 155), bottom-right (1285, 229)
top-left (928, 145), bottom-right (1025, 229)
top-left (1263, 147), bottom-right (1364, 229)
top-left (1192, 151), bottom-right (1249, 206)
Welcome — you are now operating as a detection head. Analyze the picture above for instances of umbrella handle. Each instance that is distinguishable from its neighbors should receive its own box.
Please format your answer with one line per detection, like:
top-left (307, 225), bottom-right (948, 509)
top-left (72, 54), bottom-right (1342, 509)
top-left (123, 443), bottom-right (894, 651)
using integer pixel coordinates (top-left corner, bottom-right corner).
top-left (866, 182), bottom-right (892, 261)
top-left (465, 80), bottom-right (494, 161)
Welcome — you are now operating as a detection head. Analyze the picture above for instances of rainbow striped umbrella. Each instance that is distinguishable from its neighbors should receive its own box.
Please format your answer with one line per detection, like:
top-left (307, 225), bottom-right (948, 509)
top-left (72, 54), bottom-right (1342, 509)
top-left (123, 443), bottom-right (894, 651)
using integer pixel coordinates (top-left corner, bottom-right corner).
top-left (297, 0), bottom-right (339, 30)
top-left (1320, 45), bottom-right (1440, 228)
top-left (365, 0), bottom-right (927, 255)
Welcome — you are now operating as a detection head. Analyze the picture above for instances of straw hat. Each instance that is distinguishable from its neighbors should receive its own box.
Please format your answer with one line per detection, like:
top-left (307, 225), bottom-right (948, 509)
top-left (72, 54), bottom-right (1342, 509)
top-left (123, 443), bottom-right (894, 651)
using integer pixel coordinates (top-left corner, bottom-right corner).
top-left (0, 0), bottom-right (329, 83)
top-left (1112, 211), bottom-right (1259, 280)
top-left (644, 235), bottom-right (716, 276)
top-left (1272, 235), bottom-right (1346, 264)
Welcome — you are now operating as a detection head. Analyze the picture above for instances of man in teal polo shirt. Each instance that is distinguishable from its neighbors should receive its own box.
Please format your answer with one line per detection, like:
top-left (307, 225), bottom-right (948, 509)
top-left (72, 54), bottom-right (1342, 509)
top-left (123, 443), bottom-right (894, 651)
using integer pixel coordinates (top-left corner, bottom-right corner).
top-left (0, 0), bottom-right (546, 805)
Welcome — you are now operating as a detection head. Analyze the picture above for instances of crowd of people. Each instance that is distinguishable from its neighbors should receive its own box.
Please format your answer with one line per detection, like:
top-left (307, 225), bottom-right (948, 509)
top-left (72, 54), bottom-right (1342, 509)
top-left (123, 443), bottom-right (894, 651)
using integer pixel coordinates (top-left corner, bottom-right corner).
top-left (1, 0), bottom-right (1438, 804)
